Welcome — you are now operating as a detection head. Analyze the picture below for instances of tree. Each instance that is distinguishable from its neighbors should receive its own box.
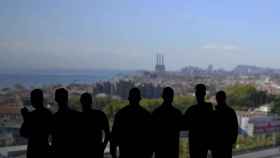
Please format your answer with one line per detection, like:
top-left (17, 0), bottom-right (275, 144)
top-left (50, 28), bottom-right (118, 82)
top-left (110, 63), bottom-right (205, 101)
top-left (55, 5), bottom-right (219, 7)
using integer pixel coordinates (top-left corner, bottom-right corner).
top-left (173, 96), bottom-right (195, 112)
top-left (141, 98), bottom-right (161, 112)
top-left (225, 84), bottom-right (274, 110)
top-left (69, 95), bottom-right (81, 111)
top-left (271, 97), bottom-right (280, 116)
top-left (225, 84), bottom-right (258, 109)
top-left (95, 96), bottom-right (112, 109)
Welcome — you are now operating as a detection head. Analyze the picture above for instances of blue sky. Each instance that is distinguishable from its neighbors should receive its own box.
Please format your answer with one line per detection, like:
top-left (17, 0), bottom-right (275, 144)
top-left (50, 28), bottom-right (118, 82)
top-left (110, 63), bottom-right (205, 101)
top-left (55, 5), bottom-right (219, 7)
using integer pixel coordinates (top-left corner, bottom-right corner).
top-left (1, 0), bottom-right (280, 71)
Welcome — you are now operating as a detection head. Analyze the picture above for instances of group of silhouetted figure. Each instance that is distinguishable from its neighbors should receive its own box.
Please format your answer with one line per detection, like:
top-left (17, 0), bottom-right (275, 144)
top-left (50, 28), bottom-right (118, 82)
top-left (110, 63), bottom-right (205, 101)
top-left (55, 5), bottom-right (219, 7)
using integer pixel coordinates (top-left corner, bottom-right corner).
top-left (20, 84), bottom-right (238, 158)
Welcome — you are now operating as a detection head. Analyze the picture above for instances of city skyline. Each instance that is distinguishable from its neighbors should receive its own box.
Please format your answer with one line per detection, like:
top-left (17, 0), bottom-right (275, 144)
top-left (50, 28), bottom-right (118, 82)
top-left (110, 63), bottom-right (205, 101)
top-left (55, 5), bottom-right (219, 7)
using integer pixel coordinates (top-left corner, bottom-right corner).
top-left (1, 0), bottom-right (280, 71)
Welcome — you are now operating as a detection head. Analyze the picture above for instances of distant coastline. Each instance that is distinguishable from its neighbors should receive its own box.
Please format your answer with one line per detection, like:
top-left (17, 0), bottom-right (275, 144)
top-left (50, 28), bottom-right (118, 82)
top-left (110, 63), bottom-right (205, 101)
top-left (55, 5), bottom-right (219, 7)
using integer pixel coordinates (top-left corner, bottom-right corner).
top-left (0, 69), bottom-right (133, 88)
top-left (1, 64), bottom-right (280, 89)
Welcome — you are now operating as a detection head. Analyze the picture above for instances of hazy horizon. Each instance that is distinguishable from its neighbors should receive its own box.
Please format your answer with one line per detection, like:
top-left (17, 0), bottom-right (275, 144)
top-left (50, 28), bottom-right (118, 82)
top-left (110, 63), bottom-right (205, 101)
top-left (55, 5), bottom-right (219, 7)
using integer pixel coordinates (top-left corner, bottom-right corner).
top-left (1, 0), bottom-right (280, 71)
top-left (1, 63), bottom-right (279, 74)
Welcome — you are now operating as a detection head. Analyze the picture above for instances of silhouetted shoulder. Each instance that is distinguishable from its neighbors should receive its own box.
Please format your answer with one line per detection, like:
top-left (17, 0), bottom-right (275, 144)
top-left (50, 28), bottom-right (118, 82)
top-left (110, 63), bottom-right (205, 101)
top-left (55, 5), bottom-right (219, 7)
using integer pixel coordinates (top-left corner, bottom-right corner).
top-left (92, 109), bottom-right (107, 117)
top-left (113, 105), bottom-right (133, 122)
top-left (153, 105), bottom-right (181, 117)
top-left (138, 106), bottom-right (151, 116)
top-left (204, 102), bottom-right (213, 110)
top-left (114, 105), bottom-right (129, 117)
top-left (184, 104), bottom-right (196, 114)
top-left (184, 104), bottom-right (198, 117)
top-left (216, 105), bottom-right (238, 125)
top-left (151, 106), bottom-right (162, 116)
top-left (39, 108), bottom-right (52, 116)
top-left (225, 106), bottom-right (236, 119)
top-left (117, 105), bottom-right (150, 116)
top-left (90, 109), bottom-right (109, 127)
top-left (227, 106), bottom-right (236, 114)
top-left (173, 106), bottom-right (182, 115)
top-left (216, 105), bottom-right (235, 115)
top-left (54, 108), bottom-right (78, 116)
top-left (185, 102), bottom-right (212, 113)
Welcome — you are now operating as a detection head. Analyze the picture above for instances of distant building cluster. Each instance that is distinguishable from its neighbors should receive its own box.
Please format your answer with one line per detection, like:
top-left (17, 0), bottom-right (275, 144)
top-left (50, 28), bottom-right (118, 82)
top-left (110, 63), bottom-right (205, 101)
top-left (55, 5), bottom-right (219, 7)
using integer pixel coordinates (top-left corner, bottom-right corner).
top-left (237, 106), bottom-right (280, 137)
top-left (0, 92), bottom-right (26, 147)
top-left (93, 80), bottom-right (163, 99)
top-left (90, 56), bottom-right (280, 99)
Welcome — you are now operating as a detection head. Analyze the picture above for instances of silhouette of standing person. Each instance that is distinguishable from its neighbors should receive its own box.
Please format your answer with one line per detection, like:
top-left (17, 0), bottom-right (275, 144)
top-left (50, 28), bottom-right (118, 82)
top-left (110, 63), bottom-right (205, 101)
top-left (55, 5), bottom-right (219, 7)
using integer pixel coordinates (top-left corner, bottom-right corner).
top-left (51, 88), bottom-right (79, 158)
top-left (212, 91), bottom-right (238, 158)
top-left (80, 93), bottom-right (110, 158)
top-left (20, 89), bottom-right (53, 158)
top-left (110, 88), bottom-right (153, 158)
top-left (152, 87), bottom-right (182, 158)
top-left (183, 84), bottom-right (213, 158)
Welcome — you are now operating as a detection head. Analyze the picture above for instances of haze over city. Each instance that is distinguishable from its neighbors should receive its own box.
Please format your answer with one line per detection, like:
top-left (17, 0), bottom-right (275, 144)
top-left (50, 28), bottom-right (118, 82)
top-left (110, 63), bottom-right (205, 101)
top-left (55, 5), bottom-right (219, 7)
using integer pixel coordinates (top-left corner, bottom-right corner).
top-left (1, 0), bottom-right (280, 71)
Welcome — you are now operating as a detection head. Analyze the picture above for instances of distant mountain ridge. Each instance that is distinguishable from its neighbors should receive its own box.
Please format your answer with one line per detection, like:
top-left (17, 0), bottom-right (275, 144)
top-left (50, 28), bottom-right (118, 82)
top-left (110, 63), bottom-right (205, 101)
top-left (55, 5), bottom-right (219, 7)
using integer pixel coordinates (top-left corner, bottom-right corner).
top-left (181, 65), bottom-right (280, 76)
top-left (232, 65), bottom-right (280, 75)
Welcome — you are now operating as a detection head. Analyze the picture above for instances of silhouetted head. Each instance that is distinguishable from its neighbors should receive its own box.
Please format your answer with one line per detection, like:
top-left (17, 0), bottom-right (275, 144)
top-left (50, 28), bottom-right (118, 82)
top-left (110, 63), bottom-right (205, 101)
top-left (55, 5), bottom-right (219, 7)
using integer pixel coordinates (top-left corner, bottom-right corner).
top-left (195, 84), bottom-right (206, 103)
top-left (128, 88), bottom-right (141, 105)
top-left (31, 89), bottom-right (44, 109)
top-left (55, 88), bottom-right (69, 109)
top-left (80, 92), bottom-right (92, 111)
top-left (162, 87), bottom-right (174, 104)
top-left (216, 90), bottom-right (227, 105)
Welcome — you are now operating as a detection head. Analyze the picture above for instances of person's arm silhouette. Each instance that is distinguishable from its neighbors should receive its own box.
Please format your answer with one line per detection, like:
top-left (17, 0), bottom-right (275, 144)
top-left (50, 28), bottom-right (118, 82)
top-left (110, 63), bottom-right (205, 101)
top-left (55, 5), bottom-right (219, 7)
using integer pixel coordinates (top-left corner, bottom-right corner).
top-left (102, 113), bottom-right (110, 152)
top-left (232, 111), bottom-right (239, 147)
top-left (110, 113), bottom-right (120, 158)
top-left (20, 107), bottom-right (31, 138)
